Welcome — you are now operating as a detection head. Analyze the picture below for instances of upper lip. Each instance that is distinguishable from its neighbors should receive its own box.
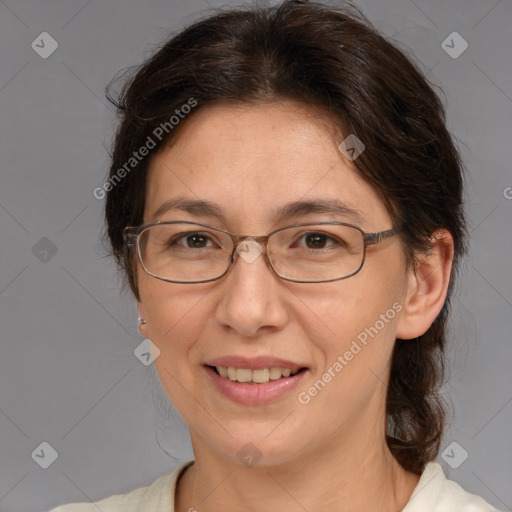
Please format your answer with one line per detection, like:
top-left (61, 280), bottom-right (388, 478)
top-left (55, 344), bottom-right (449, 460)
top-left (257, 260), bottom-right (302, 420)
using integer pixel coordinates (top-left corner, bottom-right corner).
top-left (205, 356), bottom-right (307, 371)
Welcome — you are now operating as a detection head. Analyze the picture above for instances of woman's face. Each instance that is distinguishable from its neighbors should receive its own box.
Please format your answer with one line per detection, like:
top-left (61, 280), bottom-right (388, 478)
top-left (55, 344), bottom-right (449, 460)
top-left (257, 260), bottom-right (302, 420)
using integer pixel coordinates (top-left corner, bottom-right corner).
top-left (137, 100), bottom-right (412, 466)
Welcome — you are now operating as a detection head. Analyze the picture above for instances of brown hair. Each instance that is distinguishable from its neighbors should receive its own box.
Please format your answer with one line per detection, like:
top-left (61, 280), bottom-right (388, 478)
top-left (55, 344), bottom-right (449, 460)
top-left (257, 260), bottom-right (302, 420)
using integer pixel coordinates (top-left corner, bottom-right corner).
top-left (103, 0), bottom-right (466, 475)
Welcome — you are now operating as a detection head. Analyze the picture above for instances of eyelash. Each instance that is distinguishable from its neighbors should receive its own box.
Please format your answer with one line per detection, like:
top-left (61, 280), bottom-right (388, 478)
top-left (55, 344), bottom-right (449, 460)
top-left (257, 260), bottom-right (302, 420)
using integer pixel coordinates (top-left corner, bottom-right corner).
top-left (170, 231), bottom-right (343, 250)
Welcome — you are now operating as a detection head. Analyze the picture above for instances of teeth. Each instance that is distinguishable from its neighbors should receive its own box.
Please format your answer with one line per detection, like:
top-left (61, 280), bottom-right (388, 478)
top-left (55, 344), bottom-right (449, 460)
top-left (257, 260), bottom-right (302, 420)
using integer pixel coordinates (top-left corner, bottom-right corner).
top-left (214, 366), bottom-right (300, 384)
top-left (269, 367), bottom-right (282, 380)
top-left (236, 368), bottom-right (252, 382)
top-left (252, 368), bottom-right (270, 383)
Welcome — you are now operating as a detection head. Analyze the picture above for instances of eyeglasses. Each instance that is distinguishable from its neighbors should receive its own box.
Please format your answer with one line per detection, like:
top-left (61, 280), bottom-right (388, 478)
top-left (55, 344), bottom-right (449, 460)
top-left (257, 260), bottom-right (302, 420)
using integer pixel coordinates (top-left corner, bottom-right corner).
top-left (123, 220), bottom-right (399, 284)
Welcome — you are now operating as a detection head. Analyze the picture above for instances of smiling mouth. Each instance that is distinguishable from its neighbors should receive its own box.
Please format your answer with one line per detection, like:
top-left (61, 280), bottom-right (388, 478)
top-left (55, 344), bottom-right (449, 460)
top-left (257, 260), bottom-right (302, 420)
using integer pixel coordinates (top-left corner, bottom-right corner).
top-left (207, 365), bottom-right (307, 384)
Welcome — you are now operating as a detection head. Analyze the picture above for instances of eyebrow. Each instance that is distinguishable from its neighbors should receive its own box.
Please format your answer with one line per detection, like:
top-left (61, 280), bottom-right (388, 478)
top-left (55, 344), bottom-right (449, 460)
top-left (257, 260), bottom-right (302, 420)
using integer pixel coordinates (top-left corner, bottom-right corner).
top-left (150, 196), bottom-right (364, 225)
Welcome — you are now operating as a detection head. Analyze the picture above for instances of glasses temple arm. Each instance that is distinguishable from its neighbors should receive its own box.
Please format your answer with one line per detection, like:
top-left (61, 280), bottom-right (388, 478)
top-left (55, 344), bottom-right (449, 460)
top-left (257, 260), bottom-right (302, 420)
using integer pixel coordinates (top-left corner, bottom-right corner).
top-left (123, 227), bottom-right (138, 247)
top-left (364, 228), bottom-right (400, 245)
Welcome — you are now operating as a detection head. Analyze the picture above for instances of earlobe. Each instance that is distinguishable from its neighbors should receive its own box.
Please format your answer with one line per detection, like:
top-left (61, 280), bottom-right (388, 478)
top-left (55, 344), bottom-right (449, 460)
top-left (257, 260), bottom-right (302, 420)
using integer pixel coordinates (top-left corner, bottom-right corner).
top-left (396, 229), bottom-right (454, 340)
top-left (137, 302), bottom-right (149, 338)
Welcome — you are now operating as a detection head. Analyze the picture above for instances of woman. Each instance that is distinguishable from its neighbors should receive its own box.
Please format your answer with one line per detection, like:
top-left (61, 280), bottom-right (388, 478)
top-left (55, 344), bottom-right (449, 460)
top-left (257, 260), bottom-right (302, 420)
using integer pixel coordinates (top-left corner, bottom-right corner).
top-left (51, 1), bottom-right (499, 510)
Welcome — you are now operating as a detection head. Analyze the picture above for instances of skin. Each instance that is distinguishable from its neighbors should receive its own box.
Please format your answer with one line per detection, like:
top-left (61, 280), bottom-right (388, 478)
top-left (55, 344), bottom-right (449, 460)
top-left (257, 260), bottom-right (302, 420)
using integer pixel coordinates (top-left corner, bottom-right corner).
top-left (136, 100), bottom-right (454, 512)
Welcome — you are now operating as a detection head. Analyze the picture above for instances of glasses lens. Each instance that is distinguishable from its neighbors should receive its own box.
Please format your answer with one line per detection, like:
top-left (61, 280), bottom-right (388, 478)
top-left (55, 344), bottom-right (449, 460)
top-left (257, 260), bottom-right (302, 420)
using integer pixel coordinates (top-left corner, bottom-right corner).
top-left (138, 223), bottom-right (232, 282)
top-left (268, 224), bottom-right (364, 282)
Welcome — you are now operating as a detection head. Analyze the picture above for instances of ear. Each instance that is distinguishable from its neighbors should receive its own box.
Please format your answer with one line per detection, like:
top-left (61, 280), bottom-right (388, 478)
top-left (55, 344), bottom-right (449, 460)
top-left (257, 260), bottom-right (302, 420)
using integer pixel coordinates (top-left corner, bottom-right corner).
top-left (396, 229), bottom-right (454, 340)
top-left (137, 301), bottom-right (150, 339)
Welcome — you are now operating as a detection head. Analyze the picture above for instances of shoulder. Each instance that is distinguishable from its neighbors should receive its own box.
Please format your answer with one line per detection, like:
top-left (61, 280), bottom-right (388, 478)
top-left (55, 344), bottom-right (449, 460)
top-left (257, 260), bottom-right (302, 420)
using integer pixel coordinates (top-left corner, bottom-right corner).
top-left (48, 461), bottom-right (193, 512)
top-left (403, 462), bottom-right (501, 512)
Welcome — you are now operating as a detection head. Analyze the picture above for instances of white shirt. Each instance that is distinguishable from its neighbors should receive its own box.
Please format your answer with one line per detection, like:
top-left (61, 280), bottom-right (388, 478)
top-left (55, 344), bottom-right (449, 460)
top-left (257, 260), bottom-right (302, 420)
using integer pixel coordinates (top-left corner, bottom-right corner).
top-left (49, 461), bottom-right (500, 512)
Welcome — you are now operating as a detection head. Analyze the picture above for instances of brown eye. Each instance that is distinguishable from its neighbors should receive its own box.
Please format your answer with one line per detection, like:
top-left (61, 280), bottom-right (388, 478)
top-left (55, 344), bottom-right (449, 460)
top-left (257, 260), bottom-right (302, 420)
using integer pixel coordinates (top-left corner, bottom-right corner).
top-left (171, 232), bottom-right (216, 249)
top-left (293, 232), bottom-right (345, 250)
top-left (304, 233), bottom-right (329, 249)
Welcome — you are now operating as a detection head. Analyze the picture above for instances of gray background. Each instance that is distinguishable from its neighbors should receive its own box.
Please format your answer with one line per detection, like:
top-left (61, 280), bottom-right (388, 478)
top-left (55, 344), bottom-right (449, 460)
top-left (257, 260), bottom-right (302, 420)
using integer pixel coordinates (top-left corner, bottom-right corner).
top-left (0, 0), bottom-right (511, 510)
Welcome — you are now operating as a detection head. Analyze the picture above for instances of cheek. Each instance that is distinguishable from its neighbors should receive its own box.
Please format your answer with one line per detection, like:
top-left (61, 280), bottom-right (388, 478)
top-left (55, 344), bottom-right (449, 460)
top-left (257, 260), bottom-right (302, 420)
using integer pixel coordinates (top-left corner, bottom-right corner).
top-left (140, 277), bottom-right (213, 361)
top-left (142, 284), bottom-right (214, 414)
top-left (292, 274), bottom-right (404, 409)
top-left (295, 272), bottom-right (403, 345)
top-left (296, 296), bottom-right (401, 426)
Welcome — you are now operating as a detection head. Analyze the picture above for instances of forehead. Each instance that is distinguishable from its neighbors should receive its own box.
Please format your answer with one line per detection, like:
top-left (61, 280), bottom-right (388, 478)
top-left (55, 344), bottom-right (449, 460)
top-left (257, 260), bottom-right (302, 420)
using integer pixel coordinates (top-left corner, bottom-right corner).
top-left (144, 101), bottom-right (390, 230)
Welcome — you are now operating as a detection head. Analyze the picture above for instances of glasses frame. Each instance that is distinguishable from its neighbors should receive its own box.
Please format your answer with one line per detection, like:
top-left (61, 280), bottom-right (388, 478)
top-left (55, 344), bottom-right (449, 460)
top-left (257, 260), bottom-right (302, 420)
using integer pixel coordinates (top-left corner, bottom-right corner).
top-left (123, 220), bottom-right (399, 284)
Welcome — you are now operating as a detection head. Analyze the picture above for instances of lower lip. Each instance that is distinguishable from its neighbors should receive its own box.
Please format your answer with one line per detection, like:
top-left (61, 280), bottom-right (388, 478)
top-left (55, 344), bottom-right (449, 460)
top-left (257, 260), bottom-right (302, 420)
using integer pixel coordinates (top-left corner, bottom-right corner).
top-left (205, 366), bottom-right (307, 405)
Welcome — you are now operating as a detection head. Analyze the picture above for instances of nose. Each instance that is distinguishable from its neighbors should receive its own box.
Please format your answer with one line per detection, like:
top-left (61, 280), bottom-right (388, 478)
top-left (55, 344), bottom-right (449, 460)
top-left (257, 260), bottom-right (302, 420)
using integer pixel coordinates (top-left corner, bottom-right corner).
top-left (214, 239), bottom-right (289, 338)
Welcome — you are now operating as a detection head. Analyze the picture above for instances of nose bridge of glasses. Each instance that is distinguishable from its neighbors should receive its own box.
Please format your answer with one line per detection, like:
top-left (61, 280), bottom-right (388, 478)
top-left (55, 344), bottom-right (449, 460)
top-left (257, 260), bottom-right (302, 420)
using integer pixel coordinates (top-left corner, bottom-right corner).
top-left (229, 235), bottom-right (270, 268)
top-left (231, 234), bottom-right (269, 248)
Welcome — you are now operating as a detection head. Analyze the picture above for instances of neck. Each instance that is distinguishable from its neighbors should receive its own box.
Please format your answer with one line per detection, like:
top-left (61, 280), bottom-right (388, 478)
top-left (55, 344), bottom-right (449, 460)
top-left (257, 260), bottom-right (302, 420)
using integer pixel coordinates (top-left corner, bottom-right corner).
top-left (175, 427), bottom-right (420, 512)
